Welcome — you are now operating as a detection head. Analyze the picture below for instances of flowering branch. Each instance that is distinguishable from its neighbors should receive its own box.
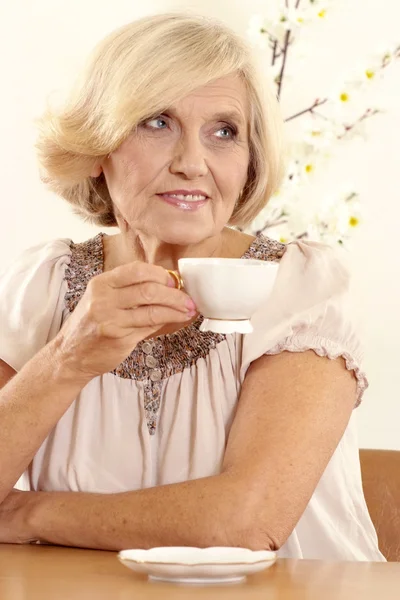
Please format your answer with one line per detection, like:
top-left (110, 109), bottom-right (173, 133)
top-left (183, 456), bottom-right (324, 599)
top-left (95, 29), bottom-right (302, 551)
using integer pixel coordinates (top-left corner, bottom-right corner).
top-left (246, 2), bottom-right (399, 246)
top-left (339, 107), bottom-right (381, 139)
top-left (382, 44), bottom-right (400, 67)
top-left (285, 98), bottom-right (328, 122)
top-left (260, 26), bottom-right (280, 45)
top-left (272, 40), bottom-right (278, 65)
top-left (277, 30), bottom-right (291, 100)
top-left (256, 214), bottom-right (288, 236)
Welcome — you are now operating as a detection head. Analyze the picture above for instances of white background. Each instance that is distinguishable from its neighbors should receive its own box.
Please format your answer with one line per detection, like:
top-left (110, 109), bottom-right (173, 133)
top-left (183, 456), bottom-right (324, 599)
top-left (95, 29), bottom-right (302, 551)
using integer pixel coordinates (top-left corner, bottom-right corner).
top-left (0, 1), bottom-right (399, 449)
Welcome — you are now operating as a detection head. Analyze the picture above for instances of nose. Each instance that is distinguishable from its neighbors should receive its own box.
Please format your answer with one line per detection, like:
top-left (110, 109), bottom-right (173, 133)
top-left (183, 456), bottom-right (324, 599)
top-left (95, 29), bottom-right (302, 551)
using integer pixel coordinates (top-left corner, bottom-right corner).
top-left (169, 131), bottom-right (208, 179)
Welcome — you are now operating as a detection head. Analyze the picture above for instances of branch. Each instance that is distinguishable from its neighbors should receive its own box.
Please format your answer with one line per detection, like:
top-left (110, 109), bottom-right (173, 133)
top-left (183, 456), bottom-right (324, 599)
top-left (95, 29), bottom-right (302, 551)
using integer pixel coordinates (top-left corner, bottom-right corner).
top-left (285, 98), bottom-right (328, 122)
top-left (338, 108), bottom-right (381, 140)
top-left (272, 40), bottom-right (278, 66)
top-left (277, 30), bottom-right (291, 100)
top-left (311, 111), bottom-right (331, 122)
top-left (381, 45), bottom-right (400, 69)
top-left (261, 27), bottom-right (280, 45)
top-left (256, 214), bottom-right (288, 236)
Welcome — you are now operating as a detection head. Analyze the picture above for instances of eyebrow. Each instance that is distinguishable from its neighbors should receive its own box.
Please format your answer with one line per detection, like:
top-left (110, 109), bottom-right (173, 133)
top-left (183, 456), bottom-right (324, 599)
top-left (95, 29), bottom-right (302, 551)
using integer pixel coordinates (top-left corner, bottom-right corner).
top-left (165, 108), bottom-right (247, 129)
top-left (211, 111), bottom-right (246, 127)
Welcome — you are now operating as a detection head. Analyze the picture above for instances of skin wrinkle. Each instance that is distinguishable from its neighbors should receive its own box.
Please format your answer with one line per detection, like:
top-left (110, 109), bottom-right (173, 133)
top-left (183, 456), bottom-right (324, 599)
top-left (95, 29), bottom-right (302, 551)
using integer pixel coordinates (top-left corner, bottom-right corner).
top-left (92, 75), bottom-right (250, 270)
top-left (0, 70), bottom-right (364, 555)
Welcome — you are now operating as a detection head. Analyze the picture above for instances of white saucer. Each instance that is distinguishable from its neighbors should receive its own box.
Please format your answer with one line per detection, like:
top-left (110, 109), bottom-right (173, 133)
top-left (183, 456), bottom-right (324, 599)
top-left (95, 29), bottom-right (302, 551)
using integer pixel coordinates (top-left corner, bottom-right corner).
top-left (118, 546), bottom-right (276, 585)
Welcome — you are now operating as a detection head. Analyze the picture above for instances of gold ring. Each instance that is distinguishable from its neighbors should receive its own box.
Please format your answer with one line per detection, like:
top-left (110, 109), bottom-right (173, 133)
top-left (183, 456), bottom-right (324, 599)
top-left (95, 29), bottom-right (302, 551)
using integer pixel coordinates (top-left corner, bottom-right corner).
top-left (167, 270), bottom-right (184, 290)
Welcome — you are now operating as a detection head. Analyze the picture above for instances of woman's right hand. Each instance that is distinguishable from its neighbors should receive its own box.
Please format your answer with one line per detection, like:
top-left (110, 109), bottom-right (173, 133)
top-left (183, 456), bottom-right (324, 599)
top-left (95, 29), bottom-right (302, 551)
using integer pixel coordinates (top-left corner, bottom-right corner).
top-left (53, 261), bottom-right (196, 382)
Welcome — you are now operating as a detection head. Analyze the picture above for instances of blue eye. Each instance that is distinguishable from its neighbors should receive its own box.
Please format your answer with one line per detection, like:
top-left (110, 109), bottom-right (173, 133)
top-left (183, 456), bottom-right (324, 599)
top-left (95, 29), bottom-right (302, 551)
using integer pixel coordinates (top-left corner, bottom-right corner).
top-left (145, 116), bottom-right (168, 129)
top-left (141, 116), bottom-right (238, 140)
top-left (215, 125), bottom-right (237, 140)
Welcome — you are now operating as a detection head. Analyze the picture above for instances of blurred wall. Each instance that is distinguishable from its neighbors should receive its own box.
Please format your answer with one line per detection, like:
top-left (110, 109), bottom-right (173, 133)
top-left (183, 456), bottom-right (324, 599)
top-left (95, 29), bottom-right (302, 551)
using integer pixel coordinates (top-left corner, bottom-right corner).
top-left (0, 0), bottom-right (399, 448)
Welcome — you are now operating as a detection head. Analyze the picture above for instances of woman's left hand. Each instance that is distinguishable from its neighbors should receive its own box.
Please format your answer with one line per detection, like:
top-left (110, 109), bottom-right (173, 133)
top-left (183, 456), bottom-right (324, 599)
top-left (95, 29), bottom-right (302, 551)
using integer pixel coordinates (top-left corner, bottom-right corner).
top-left (0, 489), bottom-right (38, 544)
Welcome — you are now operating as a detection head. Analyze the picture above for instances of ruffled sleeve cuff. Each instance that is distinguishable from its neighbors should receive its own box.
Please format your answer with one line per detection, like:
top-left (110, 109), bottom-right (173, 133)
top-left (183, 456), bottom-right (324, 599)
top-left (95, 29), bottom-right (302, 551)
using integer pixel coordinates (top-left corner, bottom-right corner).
top-left (264, 333), bottom-right (369, 407)
top-left (240, 239), bottom-right (369, 408)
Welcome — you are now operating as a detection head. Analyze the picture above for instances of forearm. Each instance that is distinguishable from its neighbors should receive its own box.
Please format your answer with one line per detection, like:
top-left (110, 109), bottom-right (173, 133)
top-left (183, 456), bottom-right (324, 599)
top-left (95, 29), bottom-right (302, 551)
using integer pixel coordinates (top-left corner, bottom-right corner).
top-left (0, 338), bottom-right (91, 502)
top-left (28, 474), bottom-right (259, 551)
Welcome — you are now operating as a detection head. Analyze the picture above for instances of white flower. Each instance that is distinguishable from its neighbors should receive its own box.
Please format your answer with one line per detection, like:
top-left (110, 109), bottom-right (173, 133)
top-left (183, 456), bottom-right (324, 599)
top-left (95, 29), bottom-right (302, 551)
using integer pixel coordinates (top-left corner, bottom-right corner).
top-left (283, 1), bottom-right (333, 28)
top-left (282, 159), bottom-right (303, 186)
top-left (253, 182), bottom-right (363, 245)
top-left (280, 7), bottom-right (309, 30)
top-left (340, 61), bottom-right (385, 94)
top-left (247, 2), bottom-right (335, 50)
top-left (265, 223), bottom-right (293, 245)
top-left (247, 11), bottom-right (287, 46)
top-left (372, 43), bottom-right (400, 68)
top-left (328, 81), bottom-right (355, 106)
top-left (245, 2), bottom-right (394, 247)
top-left (299, 119), bottom-right (338, 150)
top-left (246, 15), bottom-right (271, 49)
top-left (306, 2), bottom-right (331, 20)
top-left (316, 189), bottom-right (362, 238)
top-left (285, 154), bottom-right (322, 183)
top-left (327, 79), bottom-right (365, 123)
top-left (286, 199), bottom-right (317, 235)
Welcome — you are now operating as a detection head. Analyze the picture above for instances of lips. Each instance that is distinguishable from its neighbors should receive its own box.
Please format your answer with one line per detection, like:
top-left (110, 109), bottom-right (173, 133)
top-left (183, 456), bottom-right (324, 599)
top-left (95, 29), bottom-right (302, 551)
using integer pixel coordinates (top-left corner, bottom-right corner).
top-left (159, 189), bottom-right (209, 200)
top-left (157, 192), bottom-right (209, 212)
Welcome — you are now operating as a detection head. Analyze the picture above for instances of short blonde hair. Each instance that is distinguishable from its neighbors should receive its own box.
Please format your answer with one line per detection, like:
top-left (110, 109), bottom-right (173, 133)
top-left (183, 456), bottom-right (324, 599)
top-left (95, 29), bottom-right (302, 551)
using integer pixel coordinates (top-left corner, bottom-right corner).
top-left (36, 12), bottom-right (285, 228)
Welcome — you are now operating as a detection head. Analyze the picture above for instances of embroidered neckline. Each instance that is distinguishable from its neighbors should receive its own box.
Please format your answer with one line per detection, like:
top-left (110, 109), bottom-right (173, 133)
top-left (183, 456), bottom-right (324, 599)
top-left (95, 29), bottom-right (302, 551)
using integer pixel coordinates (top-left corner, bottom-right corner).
top-left (64, 232), bottom-right (286, 434)
top-left (65, 232), bottom-right (285, 348)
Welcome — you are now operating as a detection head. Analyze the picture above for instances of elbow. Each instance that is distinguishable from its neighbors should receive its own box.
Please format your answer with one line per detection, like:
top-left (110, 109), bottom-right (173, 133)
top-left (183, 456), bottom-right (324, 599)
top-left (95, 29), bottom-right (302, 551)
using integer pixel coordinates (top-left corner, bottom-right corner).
top-left (235, 520), bottom-right (284, 552)
top-left (219, 490), bottom-right (286, 552)
top-left (242, 526), bottom-right (284, 553)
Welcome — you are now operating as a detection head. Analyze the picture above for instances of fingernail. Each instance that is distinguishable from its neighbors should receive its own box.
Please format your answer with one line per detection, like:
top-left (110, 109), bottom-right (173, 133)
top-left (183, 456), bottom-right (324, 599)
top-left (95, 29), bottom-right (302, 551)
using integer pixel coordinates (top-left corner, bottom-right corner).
top-left (167, 277), bottom-right (176, 288)
top-left (186, 298), bottom-right (197, 311)
top-left (186, 310), bottom-right (197, 319)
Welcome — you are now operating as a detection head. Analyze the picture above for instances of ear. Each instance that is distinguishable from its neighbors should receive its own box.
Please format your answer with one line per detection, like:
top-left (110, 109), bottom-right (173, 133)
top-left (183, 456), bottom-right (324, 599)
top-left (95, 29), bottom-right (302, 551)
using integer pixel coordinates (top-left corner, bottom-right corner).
top-left (90, 162), bottom-right (103, 177)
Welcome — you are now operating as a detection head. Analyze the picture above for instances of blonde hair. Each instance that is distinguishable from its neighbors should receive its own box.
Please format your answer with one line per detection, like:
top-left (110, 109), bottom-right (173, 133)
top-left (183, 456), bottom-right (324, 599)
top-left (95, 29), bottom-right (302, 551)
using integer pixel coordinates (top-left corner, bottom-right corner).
top-left (36, 12), bottom-right (285, 228)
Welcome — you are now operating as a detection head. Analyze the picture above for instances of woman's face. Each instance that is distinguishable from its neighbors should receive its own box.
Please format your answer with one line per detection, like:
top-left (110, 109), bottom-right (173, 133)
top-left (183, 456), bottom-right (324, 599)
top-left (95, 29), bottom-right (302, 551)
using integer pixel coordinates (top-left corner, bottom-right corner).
top-left (99, 75), bottom-right (250, 245)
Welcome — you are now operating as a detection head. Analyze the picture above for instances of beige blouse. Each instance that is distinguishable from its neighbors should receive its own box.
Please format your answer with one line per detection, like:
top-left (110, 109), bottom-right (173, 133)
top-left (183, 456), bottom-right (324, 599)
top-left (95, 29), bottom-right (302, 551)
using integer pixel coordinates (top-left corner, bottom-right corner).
top-left (0, 233), bottom-right (384, 561)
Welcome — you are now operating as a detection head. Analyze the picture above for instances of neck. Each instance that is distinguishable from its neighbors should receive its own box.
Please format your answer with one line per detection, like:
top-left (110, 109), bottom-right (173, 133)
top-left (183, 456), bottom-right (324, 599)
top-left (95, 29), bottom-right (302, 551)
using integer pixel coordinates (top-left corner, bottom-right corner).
top-left (104, 227), bottom-right (238, 272)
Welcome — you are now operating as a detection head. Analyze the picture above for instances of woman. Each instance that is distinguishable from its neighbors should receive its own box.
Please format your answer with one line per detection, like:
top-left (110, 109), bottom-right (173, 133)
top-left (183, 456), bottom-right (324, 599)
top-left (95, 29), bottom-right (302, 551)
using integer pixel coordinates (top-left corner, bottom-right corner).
top-left (0, 13), bottom-right (384, 560)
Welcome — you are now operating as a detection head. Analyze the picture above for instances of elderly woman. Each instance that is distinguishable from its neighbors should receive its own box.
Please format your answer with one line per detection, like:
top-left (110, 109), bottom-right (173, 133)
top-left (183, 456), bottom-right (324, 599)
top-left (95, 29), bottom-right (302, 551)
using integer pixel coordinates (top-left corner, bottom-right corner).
top-left (0, 13), bottom-right (384, 561)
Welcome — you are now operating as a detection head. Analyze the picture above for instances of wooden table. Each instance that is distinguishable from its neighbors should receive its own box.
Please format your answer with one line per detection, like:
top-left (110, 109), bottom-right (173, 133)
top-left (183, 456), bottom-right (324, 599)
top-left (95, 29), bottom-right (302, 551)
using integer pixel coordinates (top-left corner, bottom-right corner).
top-left (0, 544), bottom-right (399, 600)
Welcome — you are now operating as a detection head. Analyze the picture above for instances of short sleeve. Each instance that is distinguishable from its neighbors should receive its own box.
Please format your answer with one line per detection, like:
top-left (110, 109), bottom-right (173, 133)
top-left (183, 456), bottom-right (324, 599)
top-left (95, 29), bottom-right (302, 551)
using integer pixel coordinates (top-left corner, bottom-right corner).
top-left (0, 239), bottom-right (72, 371)
top-left (240, 240), bottom-right (368, 407)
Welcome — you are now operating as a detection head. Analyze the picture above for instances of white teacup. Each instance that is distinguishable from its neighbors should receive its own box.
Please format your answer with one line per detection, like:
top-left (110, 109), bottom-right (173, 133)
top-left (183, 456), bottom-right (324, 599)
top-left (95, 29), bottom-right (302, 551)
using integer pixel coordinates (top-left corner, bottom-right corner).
top-left (178, 257), bottom-right (279, 334)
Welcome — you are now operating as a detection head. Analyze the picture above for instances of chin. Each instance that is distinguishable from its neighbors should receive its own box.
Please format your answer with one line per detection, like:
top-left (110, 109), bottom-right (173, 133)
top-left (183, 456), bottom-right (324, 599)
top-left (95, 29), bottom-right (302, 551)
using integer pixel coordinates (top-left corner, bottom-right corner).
top-left (155, 221), bottom-right (218, 247)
